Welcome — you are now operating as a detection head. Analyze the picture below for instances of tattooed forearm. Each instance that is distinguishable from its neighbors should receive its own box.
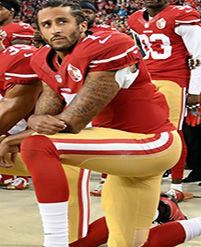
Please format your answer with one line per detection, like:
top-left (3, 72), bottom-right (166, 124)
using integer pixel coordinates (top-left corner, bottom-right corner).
top-left (35, 82), bottom-right (65, 115)
top-left (58, 71), bottom-right (120, 133)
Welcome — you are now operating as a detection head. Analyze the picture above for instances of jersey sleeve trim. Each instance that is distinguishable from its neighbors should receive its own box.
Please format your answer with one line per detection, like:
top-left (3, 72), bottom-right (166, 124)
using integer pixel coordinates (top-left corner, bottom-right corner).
top-left (175, 19), bottom-right (200, 24)
top-left (89, 44), bottom-right (138, 68)
top-left (13, 33), bottom-right (34, 38)
top-left (5, 72), bottom-right (38, 78)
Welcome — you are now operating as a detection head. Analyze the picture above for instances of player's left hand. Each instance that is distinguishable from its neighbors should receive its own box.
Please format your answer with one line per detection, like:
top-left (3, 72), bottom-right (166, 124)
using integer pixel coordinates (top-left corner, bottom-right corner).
top-left (0, 138), bottom-right (19, 168)
top-left (28, 114), bottom-right (67, 135)
top-left (186, 94), bottom-right (200, 110)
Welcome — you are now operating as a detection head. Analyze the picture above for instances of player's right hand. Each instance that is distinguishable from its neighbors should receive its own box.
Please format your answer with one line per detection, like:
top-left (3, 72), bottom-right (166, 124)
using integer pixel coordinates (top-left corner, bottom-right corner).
top-left (188, 55), bottom-right (201, 70)
top-left (0, 139), bottom-right (19, 168)
top-left (28, 114), bottom-right (67, 135)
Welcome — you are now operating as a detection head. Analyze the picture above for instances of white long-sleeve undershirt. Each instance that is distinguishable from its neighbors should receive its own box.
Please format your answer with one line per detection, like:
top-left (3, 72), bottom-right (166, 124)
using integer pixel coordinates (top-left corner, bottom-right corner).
top-left (175, 25), bottom-right (201, 95)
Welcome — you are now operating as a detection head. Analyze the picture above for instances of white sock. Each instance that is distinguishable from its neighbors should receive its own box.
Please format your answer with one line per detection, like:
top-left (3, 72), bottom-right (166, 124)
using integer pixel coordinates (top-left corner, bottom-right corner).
top-left (171, 183), bottom-right (183, 192)
top-left (101, 178), bottom-right (106, 183)
top-left (38, 201), bottom-right (69, 247)
top-left (178, 217), bottom-right (201, 242)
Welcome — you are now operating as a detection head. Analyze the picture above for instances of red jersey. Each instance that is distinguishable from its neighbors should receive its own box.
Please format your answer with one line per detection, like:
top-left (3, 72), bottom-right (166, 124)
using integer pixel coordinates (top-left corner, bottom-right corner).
top-left (127, 5), bottom-right (200, 87)
top-left (31, 31), bottom-right (174, 134)
top-left (0, 44), bottom-right (38, 95)
top-left (90, 24), bottom-right (118, 33)
top-left (0, 44), bottom-right (38, 134)
top-left (0, 22), bottom-right (34, 47)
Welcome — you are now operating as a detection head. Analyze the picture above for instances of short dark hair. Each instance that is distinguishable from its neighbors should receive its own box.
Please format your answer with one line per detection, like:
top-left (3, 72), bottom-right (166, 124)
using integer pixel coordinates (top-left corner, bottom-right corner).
top-left (36, 0), bottom-right (86, 27)
top-left (0, 0), bottom-right (20, 17)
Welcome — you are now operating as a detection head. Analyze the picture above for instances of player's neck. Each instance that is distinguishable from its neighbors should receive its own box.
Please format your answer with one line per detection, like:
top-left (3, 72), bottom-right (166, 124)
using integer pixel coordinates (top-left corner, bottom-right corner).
top-left (0, 19), bottom-right (13, 29)
top-left (56, 50), bottom-right (71, 60)
top-left (147, 4), bottom-right (168, 17)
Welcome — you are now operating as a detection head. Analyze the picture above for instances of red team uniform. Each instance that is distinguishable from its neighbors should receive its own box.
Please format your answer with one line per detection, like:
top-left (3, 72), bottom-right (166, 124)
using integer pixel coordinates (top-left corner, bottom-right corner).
top-left (31, 32), bottom-right (173, 133)
top-left (127, 5), bottom-right (200, 90)
top-left (0, 22), bottom-right (34, 47)
top-left (0, 21), bottom-right (34, 189)
top-left (90, 23), bottom-right (117, 33)
top-left (0, 44), bottom-right (38, 176)
top-left (0, 45), bottom-right (37, 88)
top-left (127, 5), bottom-right (201, 201)
top-left (21, 31), bottom-right (181, 247)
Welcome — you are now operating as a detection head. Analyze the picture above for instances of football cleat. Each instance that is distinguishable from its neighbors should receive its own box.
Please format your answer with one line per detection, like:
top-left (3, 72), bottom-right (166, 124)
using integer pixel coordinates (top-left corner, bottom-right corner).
top-left (90, 181), bottom-right (105, 197)
top-left (0, 174), bottom-right (14, 186)
top-left (164, 188), bottom-right (185, 202)
top-left (3, 177), bottom-right (29, 190)
top-left (155, 194), bottom-right (187, 224)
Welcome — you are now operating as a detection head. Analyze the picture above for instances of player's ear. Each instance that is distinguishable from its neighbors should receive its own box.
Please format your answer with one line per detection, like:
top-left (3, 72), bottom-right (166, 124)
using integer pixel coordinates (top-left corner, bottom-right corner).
top-left (79, 21), bottom-right (88, 34)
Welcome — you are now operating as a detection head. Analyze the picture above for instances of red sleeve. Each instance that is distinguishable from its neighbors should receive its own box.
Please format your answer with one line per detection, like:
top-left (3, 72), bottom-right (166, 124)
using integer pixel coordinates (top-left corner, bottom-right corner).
top-left (11, 23), bottom-right (34, 41)
top-left (6, 58), bottom-right (38, 84)
top-left (5, 23), bottom-right (34, 43)
top-left (88, 33), bottom-right (140, 72)
top-left (174, 6), bottom-right (200, 27)
top-left (2, 23), bottom-right (34, 47)
top-left (3, 49), bottom-right (39, 88)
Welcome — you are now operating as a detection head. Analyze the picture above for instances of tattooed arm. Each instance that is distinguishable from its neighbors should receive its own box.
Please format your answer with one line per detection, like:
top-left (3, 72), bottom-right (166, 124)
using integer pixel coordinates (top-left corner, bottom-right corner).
top-left (34, 82), bottom-right (65, 115)
top-left (56, 70), bottom-right (120, 133)
top-left (28, 82), bottom-right (67, 134)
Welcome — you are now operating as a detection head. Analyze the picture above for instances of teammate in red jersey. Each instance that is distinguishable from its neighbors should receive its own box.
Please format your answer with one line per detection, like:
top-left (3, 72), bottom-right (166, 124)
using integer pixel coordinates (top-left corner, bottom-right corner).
top-left (0, 0), bottom-right (34, 47)
top-left (0, 44), bottom-right (42, 189)
top-left (0, 0), bottom-right (35, 189)
top-left (127, 0), bottom-right (201, 202)
top-left (17, 1), bottom-right (183, 247)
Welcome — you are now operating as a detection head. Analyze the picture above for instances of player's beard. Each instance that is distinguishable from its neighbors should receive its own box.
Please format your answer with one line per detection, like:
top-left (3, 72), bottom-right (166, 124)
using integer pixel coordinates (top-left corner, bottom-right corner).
top-left (50, 29), bottom-right (81, 53)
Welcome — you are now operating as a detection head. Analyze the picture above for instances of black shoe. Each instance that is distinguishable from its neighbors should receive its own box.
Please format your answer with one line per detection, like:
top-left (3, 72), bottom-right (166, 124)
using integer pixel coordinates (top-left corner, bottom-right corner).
top-left (182, 172), bottom-right (201, 184)
top-left (162, 169), bottom-right (171, 179)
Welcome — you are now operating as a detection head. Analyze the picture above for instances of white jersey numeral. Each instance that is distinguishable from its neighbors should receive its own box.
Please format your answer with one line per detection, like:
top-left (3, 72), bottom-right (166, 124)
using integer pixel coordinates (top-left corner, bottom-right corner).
top-left (3, 44), bottom-right (31, 56)
top-left (139, 33), bottom-right (172, 60)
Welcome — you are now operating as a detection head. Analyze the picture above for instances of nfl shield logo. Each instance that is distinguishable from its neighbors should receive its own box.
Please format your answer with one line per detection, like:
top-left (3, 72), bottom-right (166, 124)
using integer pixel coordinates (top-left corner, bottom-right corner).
top-left (156, 18), bottom-right (166, 29)
top-left (144, 23), bottom-right (149, 28)
top-left (55, 74), bottom-right (62, 83)
top-left (67, 64), bottom-right (82, 82)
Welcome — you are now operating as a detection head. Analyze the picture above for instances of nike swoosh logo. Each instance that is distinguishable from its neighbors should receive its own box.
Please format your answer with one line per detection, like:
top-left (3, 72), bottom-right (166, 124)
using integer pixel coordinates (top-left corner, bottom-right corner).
top-left (99, 35), bottom-right (112, 44)
top-left (185, 9), bottom-right (192, 13)
top-left (24, 53), bottom-right (33, 57)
